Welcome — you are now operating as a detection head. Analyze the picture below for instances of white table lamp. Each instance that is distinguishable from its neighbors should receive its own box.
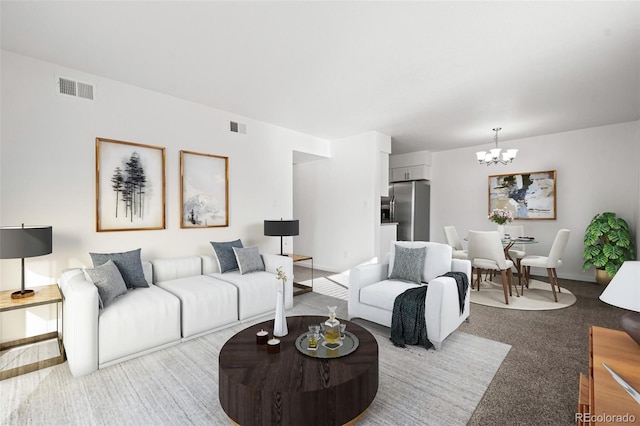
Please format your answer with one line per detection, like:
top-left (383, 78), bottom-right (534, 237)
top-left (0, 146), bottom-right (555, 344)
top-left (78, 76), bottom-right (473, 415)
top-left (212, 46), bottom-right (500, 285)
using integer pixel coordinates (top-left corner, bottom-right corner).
top-left (599, 261), bottom-right (640, 345)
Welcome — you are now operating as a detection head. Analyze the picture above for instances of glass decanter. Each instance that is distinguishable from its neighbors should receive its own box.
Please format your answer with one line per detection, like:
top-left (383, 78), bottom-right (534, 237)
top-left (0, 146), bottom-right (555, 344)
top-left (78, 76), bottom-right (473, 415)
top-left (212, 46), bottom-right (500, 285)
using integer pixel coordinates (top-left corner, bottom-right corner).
top-left (324, 306), bottom-right (341, 344)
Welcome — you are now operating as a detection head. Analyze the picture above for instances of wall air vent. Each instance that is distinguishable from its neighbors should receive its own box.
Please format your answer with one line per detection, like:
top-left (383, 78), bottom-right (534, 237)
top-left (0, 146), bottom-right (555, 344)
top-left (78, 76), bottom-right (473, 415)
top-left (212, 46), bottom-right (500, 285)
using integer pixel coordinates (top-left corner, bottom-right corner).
top-left (230, 121), bottom-right (246, 134)
top-left (57, 76), bottom-right (95, 101)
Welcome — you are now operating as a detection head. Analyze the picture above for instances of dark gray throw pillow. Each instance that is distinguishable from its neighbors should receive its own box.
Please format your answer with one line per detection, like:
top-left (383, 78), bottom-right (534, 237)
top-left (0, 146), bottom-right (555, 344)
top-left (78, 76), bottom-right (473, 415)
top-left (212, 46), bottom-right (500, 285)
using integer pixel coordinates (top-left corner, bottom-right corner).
top-left (389, 245), bottom-right (426, 284)
top-left (84, 259), bottom-right (128, 309)
top-left (211, 239), bottom-right (244, 273)
top-left (90, 248), bottom-right (148, 289)
top-left (233, 246), bottom-right (265, 275)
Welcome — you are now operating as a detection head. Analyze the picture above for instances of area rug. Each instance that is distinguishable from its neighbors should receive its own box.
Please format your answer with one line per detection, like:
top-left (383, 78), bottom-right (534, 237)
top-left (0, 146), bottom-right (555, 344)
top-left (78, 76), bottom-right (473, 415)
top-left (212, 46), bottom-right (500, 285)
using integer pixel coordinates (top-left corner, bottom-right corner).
top-left (299, 277), bottom-right (348, 299)
top-left (470, 278), bottom-right (577, 310)
top-left (1, 292), bottom-right (510, 426)
top-left (326, 270), bottom-right (350, 287)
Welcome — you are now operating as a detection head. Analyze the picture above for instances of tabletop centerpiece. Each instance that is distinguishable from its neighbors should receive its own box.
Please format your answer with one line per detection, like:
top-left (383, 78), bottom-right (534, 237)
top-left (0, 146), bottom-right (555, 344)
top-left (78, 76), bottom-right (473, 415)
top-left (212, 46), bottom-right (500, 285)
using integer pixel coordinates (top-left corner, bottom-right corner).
top-left (488, 208), bottom-right (514, 239)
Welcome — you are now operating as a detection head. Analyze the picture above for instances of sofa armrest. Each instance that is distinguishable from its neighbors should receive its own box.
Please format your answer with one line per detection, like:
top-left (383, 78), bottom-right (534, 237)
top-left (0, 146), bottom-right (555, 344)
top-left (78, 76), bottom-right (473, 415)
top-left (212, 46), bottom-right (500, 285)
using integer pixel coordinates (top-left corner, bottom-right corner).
top-left (58, 268), bottom-right (99, 377)
top-left (348, 263), bottom-right (389, 304)
top-left (451, 258), bottom-right (472, 280)
top-left (425, 260), bottom-right (472, 348)
top-left (263, 254), bottom-right (294, 309)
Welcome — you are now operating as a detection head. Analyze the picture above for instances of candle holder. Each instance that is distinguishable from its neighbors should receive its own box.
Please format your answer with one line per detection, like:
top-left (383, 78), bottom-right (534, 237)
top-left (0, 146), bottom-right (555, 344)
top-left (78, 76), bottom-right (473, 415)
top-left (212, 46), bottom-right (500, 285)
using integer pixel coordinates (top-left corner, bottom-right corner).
top-left (256, 329), bottom-right (269, 345)
top-left (267, 338), bottom-right (280, 354)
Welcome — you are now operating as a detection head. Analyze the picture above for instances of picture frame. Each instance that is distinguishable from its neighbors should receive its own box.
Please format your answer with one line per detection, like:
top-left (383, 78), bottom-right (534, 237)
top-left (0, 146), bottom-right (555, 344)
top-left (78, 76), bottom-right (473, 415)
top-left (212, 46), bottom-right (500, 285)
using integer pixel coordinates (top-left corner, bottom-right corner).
top-left (488, 170), bottom-right (556, 220)
top-left (180, 150), bottom-right (229, 228)
top-left (96, 137), bottom-right (166, 232)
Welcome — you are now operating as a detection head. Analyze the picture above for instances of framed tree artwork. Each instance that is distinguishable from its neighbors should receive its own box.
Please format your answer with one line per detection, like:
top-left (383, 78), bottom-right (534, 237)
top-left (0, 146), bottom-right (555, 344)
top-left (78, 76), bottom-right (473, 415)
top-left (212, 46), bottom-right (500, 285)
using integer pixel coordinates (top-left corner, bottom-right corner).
top-left (488, 170), bottom-right (557, 220)
top-left (180, 150), bottom-right (229, 228)
top-left (96, 138), bottom-right (166, 231)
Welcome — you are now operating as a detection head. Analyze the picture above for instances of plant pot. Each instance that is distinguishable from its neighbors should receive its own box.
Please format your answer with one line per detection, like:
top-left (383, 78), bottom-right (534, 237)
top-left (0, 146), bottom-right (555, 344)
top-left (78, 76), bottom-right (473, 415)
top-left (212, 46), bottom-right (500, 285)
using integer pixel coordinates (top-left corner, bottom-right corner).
top-left (595, 268), bottom-right (613, 286)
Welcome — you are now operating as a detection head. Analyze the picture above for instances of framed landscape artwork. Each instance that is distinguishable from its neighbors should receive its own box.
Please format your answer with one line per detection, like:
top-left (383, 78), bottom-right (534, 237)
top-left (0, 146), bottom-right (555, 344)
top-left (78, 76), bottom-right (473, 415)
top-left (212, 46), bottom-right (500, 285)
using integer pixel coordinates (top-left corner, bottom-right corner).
top-left (180, 150), bottom-right (229, 228)
top-left (96, 138), bottom-right (166, 231)
top-left (488, 170), bottom-right (556, 220)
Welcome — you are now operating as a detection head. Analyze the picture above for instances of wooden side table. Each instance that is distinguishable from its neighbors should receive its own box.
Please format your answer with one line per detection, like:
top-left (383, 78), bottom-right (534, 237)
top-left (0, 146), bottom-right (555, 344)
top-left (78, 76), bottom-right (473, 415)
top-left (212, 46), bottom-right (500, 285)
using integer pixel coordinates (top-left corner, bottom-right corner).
top-left (285, 253), bottom-right (313, 296)
top-left (577, 326), bottom-right (640, 425)
top-left (0, 284), bottom-right (65, 380)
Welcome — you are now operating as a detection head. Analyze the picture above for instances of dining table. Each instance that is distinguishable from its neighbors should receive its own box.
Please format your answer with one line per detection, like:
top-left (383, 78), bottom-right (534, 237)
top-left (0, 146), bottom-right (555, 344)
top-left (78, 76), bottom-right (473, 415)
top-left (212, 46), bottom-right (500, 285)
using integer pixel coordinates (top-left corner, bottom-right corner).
top-left (464, 235), bottom-right (539, 286)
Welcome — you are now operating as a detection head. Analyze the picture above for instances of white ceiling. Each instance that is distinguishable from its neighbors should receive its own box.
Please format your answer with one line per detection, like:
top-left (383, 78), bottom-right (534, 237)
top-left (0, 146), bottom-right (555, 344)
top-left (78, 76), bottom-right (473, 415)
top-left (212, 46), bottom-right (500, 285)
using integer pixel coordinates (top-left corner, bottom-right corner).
top-left (2, 1), bottom-right (639, 154)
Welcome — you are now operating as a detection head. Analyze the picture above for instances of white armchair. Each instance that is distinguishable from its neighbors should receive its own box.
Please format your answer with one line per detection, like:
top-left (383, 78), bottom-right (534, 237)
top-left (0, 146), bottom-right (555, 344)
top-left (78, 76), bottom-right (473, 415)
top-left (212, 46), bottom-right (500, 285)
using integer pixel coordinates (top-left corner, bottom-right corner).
top-left (348, 241), bottom-right (471, 349)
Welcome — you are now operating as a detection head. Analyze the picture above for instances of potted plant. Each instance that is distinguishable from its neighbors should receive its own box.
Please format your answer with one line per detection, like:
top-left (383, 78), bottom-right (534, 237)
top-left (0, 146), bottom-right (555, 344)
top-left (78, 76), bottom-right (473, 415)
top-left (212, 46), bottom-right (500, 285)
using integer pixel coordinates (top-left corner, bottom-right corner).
top-left (583, 212), bottom-right (636, 285)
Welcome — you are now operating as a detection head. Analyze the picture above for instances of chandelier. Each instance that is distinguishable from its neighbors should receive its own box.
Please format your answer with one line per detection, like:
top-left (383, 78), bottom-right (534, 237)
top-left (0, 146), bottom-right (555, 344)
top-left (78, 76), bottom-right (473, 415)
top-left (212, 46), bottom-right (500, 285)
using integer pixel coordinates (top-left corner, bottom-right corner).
top-left (475, 127), bottom-right (518, 166)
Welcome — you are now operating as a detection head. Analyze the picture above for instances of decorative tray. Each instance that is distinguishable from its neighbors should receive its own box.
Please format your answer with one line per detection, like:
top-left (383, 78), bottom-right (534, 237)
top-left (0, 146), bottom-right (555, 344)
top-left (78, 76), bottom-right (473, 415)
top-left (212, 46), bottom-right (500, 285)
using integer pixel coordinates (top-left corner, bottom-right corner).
top-left (295, 331), bottom-right (359, 358)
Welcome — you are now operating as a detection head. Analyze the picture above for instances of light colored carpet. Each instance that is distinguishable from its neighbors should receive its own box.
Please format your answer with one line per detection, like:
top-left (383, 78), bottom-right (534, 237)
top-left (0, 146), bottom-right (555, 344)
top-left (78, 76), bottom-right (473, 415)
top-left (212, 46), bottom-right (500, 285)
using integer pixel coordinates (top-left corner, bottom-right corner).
top-left (299, 277), bottom-right (348, 300)
top-left (470, 278), bottom-right (577, 310)
top-left (326, 271), bottom-right (350, 288)
top-left (1, 291), bottom-right (510, 426)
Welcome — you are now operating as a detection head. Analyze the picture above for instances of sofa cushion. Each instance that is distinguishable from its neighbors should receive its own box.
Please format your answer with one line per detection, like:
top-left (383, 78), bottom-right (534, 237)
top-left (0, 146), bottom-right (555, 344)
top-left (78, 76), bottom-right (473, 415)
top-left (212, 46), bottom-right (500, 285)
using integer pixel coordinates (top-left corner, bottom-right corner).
top-left (98, 284), bottom-right (181, 365)
top-left (388, 245), bottom-right (426, 284)
top-left (233, 246), bottom-right (265, 275)
top-left (151, 256), bottom-right (202, 283)
top-left (360, 280), bottom-right (421, 311)
top-left (210, 239), bottom-right (243, 273)
top-left (209, 270), bottom-right (277, 320)
top-left (83, 260), bottom-right (128, 309)
top-left (389, 242), bottom-right (452, 283)
top-left (155, 275), bottom-right (238, 338)
top-left (90, 248), bottom-right (149, 288)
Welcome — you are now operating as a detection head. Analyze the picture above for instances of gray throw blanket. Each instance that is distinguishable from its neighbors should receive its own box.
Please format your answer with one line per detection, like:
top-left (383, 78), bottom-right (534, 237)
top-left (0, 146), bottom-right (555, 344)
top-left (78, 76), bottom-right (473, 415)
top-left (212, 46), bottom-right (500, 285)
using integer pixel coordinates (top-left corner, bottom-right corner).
top-left (439, 271), bottom-right (469, 315)
top-left (390, 285), bottom-right (432, 349)
top-left (390, 272), bottom-right (469, 350)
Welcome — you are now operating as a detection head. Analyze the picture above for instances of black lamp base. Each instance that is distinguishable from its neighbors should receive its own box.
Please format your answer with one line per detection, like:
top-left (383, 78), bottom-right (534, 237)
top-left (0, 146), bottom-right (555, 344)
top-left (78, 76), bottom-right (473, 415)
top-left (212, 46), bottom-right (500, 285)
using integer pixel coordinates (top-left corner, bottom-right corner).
top-left (11, 289), bottom-right (35, 299)
top-left (621, 311), bottom-right (640, 346)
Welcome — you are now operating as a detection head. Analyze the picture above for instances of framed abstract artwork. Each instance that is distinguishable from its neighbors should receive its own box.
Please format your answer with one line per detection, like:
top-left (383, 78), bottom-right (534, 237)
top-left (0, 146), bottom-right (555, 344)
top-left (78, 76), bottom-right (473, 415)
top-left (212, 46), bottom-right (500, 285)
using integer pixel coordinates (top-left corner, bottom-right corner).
top-left (180, 150), bottom-right (229, 228)
top-left (96, 137), bottom-right (166, 232)
top-left (488, 170), bottom-right (557, 220)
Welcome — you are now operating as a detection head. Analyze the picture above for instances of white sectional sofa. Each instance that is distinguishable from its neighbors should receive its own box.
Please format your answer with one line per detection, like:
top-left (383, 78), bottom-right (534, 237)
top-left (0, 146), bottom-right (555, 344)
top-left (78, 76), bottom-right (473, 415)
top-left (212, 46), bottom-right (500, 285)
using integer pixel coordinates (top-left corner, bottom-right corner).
top-left (348, 241), bottom-right (471, 349)
top-left (59, 253), bottom-right (293, 377)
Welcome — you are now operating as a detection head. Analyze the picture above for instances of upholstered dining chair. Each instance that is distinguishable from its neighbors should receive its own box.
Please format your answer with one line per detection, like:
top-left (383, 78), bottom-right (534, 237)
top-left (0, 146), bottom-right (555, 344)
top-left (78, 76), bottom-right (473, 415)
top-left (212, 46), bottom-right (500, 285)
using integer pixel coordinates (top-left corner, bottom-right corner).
top-left (444, 226), bottom-right (468, 259)
top-left (467, 230), bottom-right (517, 305)
top-left (504, 224), bottom-right (526, 285)
top-left (520, 229), bottom-right (571, 302)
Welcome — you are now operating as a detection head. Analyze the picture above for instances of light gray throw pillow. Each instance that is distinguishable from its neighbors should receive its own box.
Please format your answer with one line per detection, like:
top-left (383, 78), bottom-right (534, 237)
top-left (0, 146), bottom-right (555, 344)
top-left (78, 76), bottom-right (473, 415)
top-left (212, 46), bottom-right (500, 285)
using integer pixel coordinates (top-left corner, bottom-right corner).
top-left (90, 248), bottom-right (148, 288)
top-left (233, 246), bottom-right (265, 275)
top-left (84, 259), bottom-right (128, 309)
top-left (389, 245), bottom-right (426, 284)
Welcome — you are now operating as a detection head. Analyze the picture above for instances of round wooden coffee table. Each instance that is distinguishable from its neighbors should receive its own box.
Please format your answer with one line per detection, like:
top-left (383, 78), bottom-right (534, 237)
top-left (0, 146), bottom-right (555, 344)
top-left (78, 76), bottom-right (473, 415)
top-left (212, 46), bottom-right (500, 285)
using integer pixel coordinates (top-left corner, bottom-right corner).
top-left (219, 315), bottom-right (378, 425)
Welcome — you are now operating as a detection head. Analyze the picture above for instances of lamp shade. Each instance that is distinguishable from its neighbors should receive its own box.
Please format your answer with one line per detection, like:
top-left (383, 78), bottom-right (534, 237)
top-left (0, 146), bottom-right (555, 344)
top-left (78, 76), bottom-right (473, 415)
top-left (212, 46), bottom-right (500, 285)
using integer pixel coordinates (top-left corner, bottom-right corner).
top-left (264, 220), bottom-right (299, 237)
top-left (599, 261), bottom-right (640, 312)
top-left (0, 226), bottom-right (53, 259)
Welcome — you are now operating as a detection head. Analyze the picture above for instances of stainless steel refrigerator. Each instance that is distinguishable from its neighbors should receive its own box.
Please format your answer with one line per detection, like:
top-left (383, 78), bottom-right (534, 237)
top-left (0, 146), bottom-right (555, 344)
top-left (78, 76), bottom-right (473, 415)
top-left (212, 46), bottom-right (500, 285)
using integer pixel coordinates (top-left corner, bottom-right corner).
top-left (390, 180), bottom-right (430, 241)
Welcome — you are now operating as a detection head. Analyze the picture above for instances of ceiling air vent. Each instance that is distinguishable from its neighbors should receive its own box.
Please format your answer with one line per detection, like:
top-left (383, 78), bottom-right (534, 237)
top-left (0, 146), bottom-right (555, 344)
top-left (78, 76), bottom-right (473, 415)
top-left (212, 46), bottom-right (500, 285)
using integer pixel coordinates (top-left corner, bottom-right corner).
top-left (57, 76), bottom-right (95, 101)
top-left (230, 121), bottom-right (246, 134)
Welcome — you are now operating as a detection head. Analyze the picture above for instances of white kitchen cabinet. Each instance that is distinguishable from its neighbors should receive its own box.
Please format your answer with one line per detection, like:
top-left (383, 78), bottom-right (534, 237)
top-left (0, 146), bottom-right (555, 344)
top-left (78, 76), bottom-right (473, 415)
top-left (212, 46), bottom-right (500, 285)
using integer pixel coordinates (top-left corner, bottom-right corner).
top-left (390, 164), bottom-right (431, 182)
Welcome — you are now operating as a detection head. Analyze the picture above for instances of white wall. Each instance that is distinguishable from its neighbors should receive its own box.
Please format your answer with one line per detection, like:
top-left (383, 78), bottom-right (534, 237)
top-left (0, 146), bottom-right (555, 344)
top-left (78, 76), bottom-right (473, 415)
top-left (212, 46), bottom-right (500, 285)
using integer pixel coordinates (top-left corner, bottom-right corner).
top-left (431, 121), bottom-right (640, 281)
top-left (0, 51), bottom-right (329, 341)
top-left (293, 131), bottom-right (389, 272)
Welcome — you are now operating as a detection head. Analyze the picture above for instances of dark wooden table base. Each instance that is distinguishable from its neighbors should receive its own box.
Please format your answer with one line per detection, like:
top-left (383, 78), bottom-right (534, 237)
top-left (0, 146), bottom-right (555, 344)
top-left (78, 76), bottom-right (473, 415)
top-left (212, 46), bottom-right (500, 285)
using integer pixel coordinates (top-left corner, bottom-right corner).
top-left (219, 315), bottom-right (379, 426)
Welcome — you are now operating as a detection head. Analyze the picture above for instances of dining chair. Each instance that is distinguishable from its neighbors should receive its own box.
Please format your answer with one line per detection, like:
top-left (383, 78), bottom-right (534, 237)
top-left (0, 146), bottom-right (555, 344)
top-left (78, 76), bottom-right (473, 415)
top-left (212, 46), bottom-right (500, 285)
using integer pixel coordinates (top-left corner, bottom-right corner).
top-left (504, 224), bottom-right (526, 286)
top-left (443, 225), bottom-right (468, 259)
top-left (467, 230), bottom-right (517, 304)
top-left (520, 229), bottom-right (571, 302)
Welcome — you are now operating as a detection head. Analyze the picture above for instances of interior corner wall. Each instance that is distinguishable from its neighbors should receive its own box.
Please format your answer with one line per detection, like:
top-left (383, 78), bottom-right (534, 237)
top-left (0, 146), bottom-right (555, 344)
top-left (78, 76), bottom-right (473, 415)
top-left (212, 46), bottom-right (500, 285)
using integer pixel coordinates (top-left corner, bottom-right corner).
top-left (431, 120), bottom-right (640, 282)
top-left (0, 51), bottom-right (329, 341)
top-left (293, 132), bottom-right (379, 272)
